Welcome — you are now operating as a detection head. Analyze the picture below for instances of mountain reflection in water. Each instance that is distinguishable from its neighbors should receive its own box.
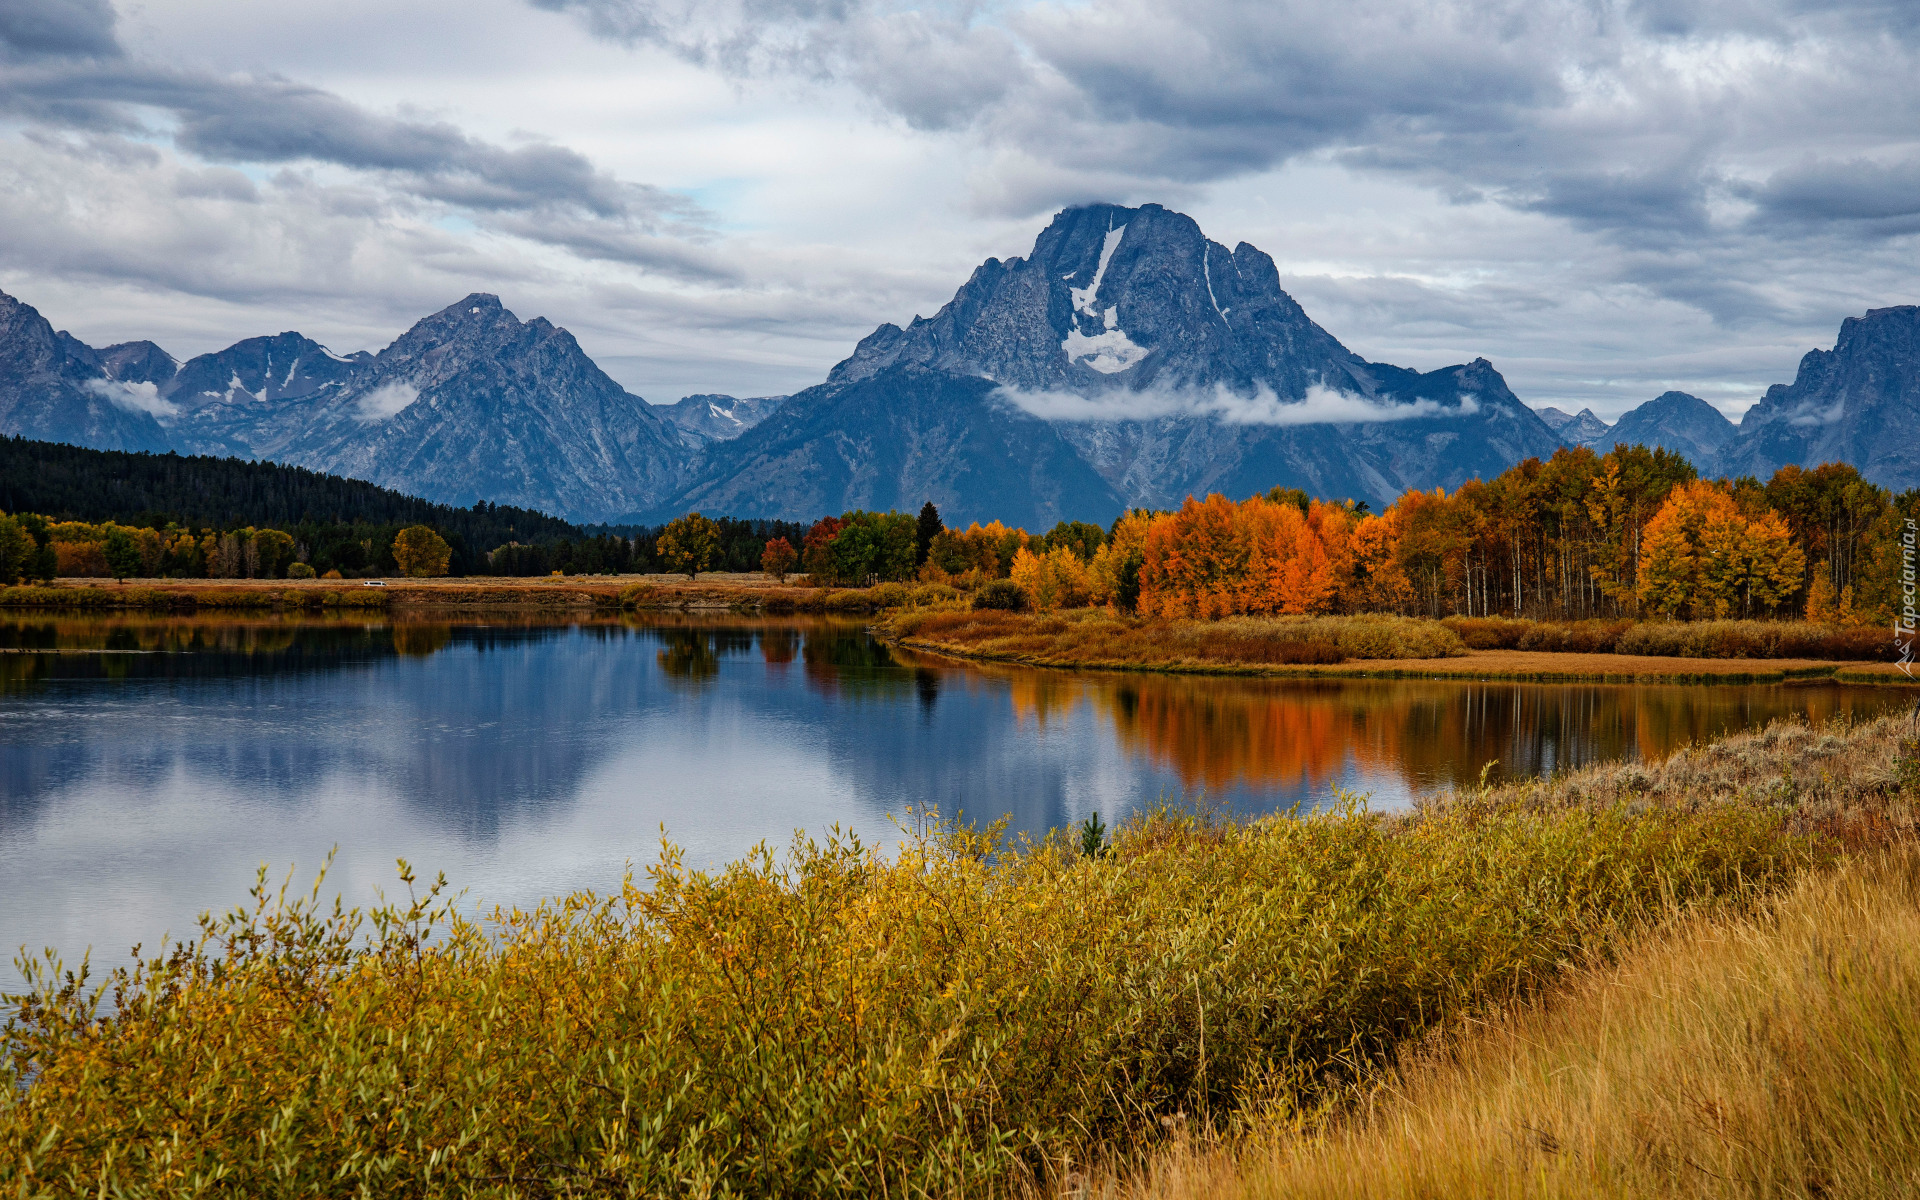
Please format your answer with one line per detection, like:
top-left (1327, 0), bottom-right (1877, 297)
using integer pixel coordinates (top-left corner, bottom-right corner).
top-left (0, 611), bottom-right (1907, 989)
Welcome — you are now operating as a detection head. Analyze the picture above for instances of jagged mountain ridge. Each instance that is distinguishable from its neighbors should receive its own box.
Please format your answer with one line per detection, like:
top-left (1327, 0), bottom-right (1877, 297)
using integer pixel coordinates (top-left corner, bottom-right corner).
top-left (0, 292), bottom-right (171, 453)
top-left (6, 201), bottom-right (1916, 525)
top-left (662, 393), bottom-right (788, 444)
top-left (0, 290), bottom-right (701, 522)
top-left (238, 295), bottom-right (693, 521)
top-left (1718, 306), bottom-right (1920, 491)
top-left (660, 203), bottom-right (1565, 516)
top-left (1535, 406), bottom-right (1611, 445)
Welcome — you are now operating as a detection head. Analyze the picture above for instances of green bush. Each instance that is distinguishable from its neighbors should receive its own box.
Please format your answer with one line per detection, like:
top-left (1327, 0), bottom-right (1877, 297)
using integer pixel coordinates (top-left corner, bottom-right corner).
top-left (974, 579), bottom-right (1029, 610)
top-left (2, 797), bottom-right (1807, 1197)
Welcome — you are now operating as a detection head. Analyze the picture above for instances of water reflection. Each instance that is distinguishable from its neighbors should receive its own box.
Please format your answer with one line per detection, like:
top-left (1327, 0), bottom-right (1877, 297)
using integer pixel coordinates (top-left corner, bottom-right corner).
top-left (0, 610), bottom-right (1908, 991)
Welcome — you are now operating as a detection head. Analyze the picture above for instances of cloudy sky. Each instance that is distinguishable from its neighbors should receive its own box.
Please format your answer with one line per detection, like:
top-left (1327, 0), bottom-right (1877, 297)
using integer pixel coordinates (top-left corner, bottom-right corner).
top-left (2, 0), bottom-right (1915, 418)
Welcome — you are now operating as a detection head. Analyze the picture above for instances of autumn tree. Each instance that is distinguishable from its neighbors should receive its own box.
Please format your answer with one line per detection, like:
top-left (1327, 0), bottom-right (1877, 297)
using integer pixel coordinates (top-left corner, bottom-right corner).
top-left (761, 536), bottom-right (797, 582)
top-left (1010, 545), bottom-right (1094, 611)
top-left (392, 525), bottom-right (453, 577)
top-left (1637, 481), bottom-right (1804, 618)
top-left (657, 512), bottom-right (721, 580)
top-left (1090, 511), bottom-right (1154, 610)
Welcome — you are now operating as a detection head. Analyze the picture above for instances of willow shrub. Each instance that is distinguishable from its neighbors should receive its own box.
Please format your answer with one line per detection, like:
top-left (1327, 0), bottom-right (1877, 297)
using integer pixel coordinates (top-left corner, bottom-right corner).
top-left (3, 801), bottom-right (1809, 1197)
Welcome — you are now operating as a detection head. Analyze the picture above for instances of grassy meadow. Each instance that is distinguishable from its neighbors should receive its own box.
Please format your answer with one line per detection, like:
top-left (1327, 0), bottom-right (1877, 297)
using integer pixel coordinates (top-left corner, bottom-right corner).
top-left (6, 709), bottom-right (1916, 1196)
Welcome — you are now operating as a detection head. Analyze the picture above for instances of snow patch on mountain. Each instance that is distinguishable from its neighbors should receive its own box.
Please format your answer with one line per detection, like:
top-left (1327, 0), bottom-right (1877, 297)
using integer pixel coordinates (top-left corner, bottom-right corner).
top-left (1070, 224), bottom-right (1126, 316)
top-left (1063, 327), bottom-right (1150, 374)
top-left (1203, 245), bottom-right (1228, 319)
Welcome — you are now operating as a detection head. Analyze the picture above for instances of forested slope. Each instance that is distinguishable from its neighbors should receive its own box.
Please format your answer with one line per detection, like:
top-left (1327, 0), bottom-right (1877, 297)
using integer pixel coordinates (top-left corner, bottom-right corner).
top-left (0, 436), bottom-right (576, 548)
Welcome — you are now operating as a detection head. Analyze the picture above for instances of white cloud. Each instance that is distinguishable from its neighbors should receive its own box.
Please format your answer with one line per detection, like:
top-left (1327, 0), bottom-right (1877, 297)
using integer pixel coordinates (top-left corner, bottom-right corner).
top-left (996, 381), bottom-right (1481, 425)
top-left (354, 380), bottom-right (418, 421)
top-left (83, 378), bottom-right (178, 419)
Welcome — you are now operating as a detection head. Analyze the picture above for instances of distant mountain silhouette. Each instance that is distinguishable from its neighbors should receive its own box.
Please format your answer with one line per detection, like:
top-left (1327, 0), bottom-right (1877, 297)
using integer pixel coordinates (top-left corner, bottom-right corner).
top-left (1594, 391), bottom-right (1735, 464)
top-left (1535, 406), bottom-right (1610, 446)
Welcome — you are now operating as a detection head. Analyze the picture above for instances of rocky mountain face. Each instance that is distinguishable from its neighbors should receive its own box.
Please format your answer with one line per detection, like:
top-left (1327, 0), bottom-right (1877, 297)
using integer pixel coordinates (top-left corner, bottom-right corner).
top-left (251, 296), bottom-right (691, 521)
top-left (1719, 306), bottom-right (1920, 492)
top-left (0, 289), bottom-right (693, 521)
top-left (694, 203), bottom-right (1563, 515)
top-left (658, 367), bottom-right (1125, 528)
top-left (661, 393), bottom-right (786, 444)
top-left (0, 291), bottom-right (172, 453)
top-left (1596, 391), bottom-right (1734, 463)
top-left (1534, 406), bottom-right (1611, 446)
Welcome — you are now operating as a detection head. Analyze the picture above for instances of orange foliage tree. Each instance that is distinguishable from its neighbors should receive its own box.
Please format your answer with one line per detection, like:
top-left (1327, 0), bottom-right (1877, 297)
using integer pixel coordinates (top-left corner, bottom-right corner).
top-left (1138, 494), bottom-right (1355, 619)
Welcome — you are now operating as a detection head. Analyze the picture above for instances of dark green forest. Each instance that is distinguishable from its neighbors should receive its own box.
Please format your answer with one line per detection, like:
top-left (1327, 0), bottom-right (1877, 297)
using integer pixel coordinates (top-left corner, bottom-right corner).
top-left (0, 438), bottom-right (814, 576)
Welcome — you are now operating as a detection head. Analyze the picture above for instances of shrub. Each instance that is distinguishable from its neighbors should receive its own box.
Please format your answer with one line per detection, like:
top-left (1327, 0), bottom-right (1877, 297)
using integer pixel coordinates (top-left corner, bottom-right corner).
top-left (1617, 620), bottom-right (1890, 660)
top-left (286, 562), bottom-right (316, 579)
top-left (824, 588), bottom-right (876, 613)
top-left (866, 581), bottom-right (910, 609)
top-left (0, 796), bottom-right (1808, 1197)
top-left (1442, 615), bottom-right (1533, 649)
top-left (974, 579), bottom-right (1029, 610)
top-left (908, 582), bottom-right (960, 607)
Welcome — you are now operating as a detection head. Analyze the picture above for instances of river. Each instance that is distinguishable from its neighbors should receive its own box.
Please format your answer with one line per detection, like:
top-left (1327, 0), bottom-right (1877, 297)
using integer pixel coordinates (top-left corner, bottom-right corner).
top-left (0, 611), bottom-right (1905, 989)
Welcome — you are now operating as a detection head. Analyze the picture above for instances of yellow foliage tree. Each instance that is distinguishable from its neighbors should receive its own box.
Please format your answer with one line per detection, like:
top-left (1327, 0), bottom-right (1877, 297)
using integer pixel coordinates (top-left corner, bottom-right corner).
top-left (1009, 546), bottom-right (1094, 612)
top-left (656, 513), bottom-right (720, 580)
top-left (392, 526), bottom-right (452, 577)
top-left (1089, 511), bottom-right (1154, 608)
top-left (1636, 481), bottom-right (1804, 618)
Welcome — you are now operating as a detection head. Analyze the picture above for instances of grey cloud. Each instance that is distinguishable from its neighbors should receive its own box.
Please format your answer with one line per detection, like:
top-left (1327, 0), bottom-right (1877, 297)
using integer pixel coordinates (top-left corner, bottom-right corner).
top-left (3, 62), bottom-right (692, 225)
top-left (1751, 157), bottom-right (1920, 226)
top-left (532, 0), bottom-right (1920, 326)
top-left (0, 0), bottom-right (120, 61)
top-left (482, 213), bottom-right (744, 284)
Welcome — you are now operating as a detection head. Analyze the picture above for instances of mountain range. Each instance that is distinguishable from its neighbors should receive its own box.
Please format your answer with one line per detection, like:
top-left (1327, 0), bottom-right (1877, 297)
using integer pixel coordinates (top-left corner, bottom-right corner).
top-left (2, 203), bottom-right (1915, 524)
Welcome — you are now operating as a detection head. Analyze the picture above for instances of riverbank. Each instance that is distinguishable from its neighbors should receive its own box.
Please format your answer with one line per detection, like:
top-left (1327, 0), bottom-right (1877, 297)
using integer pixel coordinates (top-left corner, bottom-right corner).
top-left (4, 712), bottom-right (1910, 1195)
top-left (0, 573), bottom-right (866, 612)
top-left (885, 608), bottom-right (1917, 685)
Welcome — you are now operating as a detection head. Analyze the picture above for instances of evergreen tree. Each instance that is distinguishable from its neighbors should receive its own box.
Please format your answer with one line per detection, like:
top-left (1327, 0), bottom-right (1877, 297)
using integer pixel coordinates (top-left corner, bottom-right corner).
top-left (915, 501), bottom-right (944, 567)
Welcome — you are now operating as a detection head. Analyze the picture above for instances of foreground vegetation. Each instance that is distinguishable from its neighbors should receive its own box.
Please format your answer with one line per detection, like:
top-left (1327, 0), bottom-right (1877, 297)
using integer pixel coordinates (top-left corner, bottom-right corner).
top-left (10, 713), bottom-right (1915, 1195)
top-left (1109, 843), bottom-right (1920, 1199)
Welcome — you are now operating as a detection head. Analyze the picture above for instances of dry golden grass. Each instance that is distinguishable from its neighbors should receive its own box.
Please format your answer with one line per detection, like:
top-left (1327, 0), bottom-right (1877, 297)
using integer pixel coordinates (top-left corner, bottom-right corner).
top-left (1423, 708), bottom-right (1920, 850)
top-left (890, 608), bottom-right (1913, 683)
top-left (1075, 710), bottom-right (1920, 1200)
top-left (1095, 844), bottom-right (1920, 1200)
top-left (888, 609), bottom-right (1464, 670)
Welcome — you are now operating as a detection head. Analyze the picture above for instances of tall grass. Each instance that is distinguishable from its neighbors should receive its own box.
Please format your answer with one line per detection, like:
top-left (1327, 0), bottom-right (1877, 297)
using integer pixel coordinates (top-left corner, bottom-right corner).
top-left (890, 609), bottom-right (1466, 670)
top-left (1443, 615), bottom-right (1891, 660)
top-left (1104, 844), bottom-right (1920, 1200)
top-left (3, 793), bottom-right (1802, 1195)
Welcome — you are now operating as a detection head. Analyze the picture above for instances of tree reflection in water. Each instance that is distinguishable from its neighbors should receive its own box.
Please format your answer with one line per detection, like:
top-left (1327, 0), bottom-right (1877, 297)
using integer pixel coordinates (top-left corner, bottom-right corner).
top-left (907, 652), bottom-right (1909, 800)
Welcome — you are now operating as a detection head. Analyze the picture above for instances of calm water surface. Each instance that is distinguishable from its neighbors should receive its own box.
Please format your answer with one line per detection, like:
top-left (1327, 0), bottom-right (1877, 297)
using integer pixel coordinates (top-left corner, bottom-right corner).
top-left (0, 611), bottom-right (1906, 986)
